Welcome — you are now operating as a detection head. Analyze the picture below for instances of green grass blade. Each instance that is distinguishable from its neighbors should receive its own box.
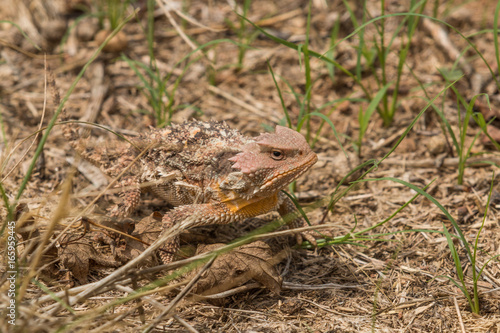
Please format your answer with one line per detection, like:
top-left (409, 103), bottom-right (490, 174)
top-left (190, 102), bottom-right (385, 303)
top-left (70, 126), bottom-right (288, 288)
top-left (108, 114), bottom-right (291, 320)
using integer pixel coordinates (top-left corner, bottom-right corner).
top-left (267, 62), bottom-right (291, 127)
top-left (274, 74), bottom-right (303, 108)
top-left (389, 1), bottom-right (426, 120)
top-left (356, 177), bottom-right (471, 259)
top-left (435, 275), bottom-right (473, 305)
top-left (0, 20), bottom-right (41, 51)
top-left (32, 279), bottom-right (76, 314)
top-left (494, 2), bottom-right (500, 80)
top-left (146, 0), bottom-right (155, 64)
top-left (472, 100), bottom-right (500, 151)
top-left (326, 16), bottom-right (340, 81)
top-left (238, 14), bottom-right (372, 100)
top-left (121, 55), bottom-right (159, 99)
top-left (303, 42), bottom-right (312, 140)
top-left (477, 254), bottom-right (500, 278)
top-left (377, 77), bottom-right (462, 165)
top-left (0, 106), bottom-right (7, 147)
top-left (441, 222), bottom-right (466, 283)
top-left (471, 172), bottom-right (495, 313)
top-left (297, 111), bottom-right (347, 158)
top-left (320, 159), bottom-right (378, 224)
top-left (281, 190), bottom-right (311, 227)
top-left (0, 181), bottom-right (13, 235)
top-left (320, 77), bottom-right (461, 228)
top-left (428, 98), bottom-right (459, 153)
top-left (360, 82), bottom-right (392, 138)
top-left (352, 179), bottom-right (433, 237)
top-left (312, 97), bottom-right (366, 148)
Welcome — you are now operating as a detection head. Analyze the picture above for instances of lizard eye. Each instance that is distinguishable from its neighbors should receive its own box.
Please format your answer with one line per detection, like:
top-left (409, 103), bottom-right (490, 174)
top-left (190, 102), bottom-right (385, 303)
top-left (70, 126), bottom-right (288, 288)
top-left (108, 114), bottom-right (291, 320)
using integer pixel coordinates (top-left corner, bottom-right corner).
top-left (270, 149), bottom-right (284, 160)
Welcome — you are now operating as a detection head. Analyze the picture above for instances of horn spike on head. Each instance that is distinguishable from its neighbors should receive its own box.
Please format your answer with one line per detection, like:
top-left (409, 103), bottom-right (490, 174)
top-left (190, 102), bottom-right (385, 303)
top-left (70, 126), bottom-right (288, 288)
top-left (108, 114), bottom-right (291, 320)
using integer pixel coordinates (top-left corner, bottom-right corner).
top-left (229, 125), bottom-right (317, 196)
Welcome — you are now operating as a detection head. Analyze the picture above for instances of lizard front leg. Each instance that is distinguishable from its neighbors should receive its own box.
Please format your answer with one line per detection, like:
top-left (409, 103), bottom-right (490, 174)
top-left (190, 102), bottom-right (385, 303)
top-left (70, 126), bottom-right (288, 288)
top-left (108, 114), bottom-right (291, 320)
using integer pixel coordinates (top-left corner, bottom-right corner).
top-left (158, 193), bottom-right (283, 263)
top-left (278, 193), bottom-right (327, 247)
top-left (158, 192), bottom-right (292, 263)
top-left (108, 176), bottom-right (141, 218)
top-left (158, 203), bottom-right (235, 264)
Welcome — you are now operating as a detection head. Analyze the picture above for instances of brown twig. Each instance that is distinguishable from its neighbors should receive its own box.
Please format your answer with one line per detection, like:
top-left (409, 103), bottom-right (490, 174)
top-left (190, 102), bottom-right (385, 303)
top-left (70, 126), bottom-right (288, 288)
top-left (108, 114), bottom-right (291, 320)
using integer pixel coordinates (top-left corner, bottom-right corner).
top-left (142, 256), bottom-right (216, 332)
top-left (453, 296), bottom-right (466, 333)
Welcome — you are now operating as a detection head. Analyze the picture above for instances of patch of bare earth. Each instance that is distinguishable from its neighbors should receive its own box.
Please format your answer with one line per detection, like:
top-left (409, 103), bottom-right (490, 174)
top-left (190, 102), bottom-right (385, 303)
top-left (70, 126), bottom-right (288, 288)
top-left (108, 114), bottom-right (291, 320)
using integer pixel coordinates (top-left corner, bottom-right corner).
top-left (0, 0), bottom-right (499, 332)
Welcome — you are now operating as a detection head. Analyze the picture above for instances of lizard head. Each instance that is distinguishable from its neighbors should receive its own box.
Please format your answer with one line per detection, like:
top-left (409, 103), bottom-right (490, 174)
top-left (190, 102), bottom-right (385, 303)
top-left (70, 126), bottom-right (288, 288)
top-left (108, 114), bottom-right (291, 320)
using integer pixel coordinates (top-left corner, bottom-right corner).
top-left (228, 126), bottom-right (318, 196)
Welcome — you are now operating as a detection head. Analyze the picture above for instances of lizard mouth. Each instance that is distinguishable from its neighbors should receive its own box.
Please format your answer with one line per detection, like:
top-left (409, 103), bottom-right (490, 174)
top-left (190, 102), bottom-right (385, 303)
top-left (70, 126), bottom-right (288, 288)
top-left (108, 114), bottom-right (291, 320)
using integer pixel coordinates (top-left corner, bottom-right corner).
top-left (260, 153), bottom-right (318, 191)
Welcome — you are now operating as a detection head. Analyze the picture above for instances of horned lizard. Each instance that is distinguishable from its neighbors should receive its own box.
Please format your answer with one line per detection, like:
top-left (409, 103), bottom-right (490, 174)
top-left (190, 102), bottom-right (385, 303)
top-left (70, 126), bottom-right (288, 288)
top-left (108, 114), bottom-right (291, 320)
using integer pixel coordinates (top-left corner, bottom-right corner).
top-left (60, 104), bottom-right (318, 263)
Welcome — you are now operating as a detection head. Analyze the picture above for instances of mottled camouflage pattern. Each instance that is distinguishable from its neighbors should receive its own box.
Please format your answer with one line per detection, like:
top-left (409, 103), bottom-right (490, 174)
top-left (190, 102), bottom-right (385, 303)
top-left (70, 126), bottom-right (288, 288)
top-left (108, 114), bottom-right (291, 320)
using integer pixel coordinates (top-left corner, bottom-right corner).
top-left (62, 111), bottom-right (317, 263)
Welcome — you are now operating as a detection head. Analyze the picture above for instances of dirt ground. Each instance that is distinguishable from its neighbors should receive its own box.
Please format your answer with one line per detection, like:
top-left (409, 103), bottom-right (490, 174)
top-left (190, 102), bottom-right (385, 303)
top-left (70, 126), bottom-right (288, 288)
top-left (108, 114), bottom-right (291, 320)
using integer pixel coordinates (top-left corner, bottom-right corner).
top-left (1, 0), bottom-right (500, 332)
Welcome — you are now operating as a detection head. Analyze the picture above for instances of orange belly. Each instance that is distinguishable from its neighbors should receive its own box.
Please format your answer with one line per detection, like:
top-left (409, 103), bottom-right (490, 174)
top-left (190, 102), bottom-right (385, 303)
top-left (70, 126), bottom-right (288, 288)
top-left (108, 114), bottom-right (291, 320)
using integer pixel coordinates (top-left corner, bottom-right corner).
top-left (221, 193), bottom-right (279, 219)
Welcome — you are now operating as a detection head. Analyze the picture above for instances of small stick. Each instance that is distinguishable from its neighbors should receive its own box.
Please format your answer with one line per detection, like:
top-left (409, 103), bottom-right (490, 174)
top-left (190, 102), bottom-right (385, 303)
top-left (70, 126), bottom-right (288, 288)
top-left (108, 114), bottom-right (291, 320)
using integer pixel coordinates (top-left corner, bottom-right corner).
top-left (142, 256), bottom-right (216, 332)
top-left (114, 284), bottom-right (199, 333)
top-left (422, 18), bottom-right (472, 75)
top-left (208, 85), bottom-right (280, 123)
top-left (453, 296), bottom-right (466, 333)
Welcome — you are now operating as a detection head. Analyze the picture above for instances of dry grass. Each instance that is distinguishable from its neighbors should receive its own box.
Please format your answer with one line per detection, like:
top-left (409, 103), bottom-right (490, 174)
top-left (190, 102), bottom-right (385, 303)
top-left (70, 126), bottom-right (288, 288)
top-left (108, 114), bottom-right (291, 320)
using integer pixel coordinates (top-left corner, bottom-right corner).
top-left (1, 0), bottom-right (500, 332)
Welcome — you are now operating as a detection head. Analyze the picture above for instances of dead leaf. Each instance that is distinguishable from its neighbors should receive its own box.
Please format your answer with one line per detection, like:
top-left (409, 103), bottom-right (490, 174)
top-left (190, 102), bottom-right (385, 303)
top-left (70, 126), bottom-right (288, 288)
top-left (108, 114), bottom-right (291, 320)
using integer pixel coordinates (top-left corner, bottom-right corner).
top-left (190, 241), bottom-right (283, 297)
top-left (58, 235), bottom-right (120, 284)
top-left (114, 212), bottom-right (163, 264)
top-left (88, 215), bottom-right (136, 252)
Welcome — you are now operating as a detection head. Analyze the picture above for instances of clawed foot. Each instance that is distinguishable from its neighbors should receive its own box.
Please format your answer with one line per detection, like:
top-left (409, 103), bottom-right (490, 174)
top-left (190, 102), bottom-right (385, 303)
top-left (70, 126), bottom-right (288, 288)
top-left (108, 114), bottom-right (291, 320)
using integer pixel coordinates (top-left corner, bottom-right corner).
top-left (295, 228), bottom-right (333, 248)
